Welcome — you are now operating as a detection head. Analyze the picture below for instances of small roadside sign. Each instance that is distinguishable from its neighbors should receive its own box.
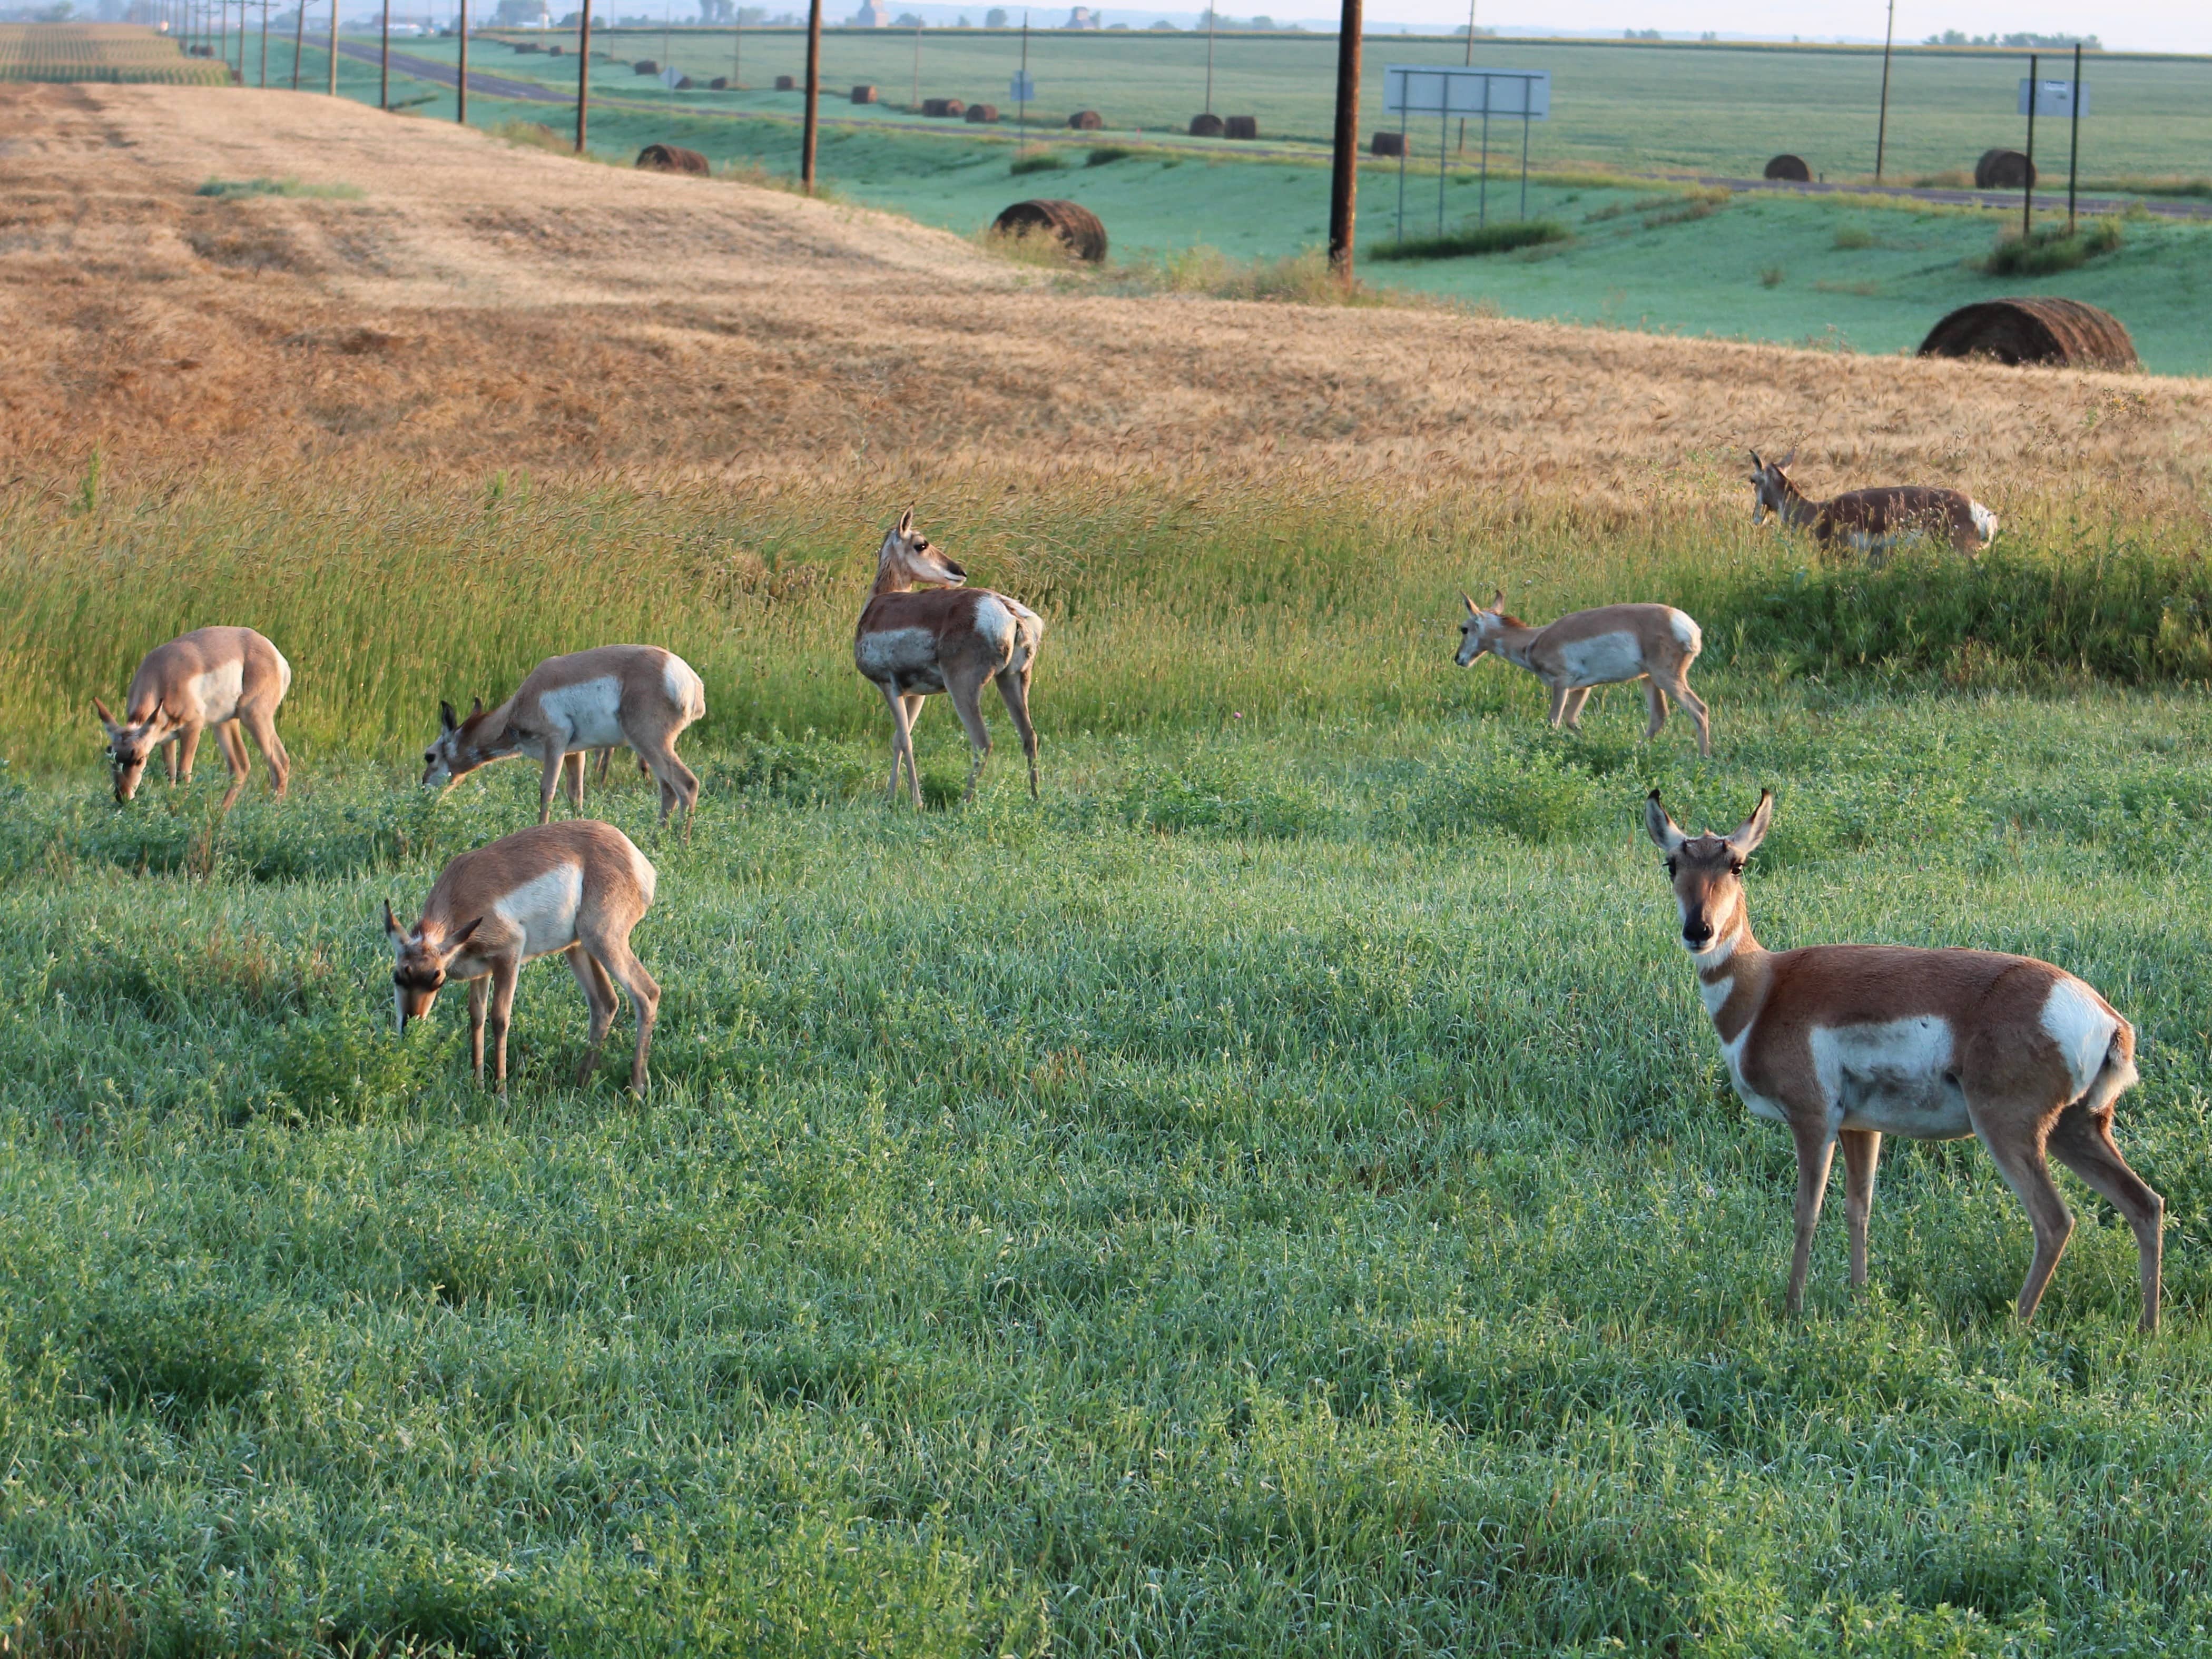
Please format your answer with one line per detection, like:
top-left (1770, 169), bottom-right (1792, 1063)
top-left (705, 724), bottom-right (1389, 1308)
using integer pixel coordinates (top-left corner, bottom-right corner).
top-left (2018, 77), bottom-right (2086, 117)
top-left (1009, 71), bottom-right (1034, 101)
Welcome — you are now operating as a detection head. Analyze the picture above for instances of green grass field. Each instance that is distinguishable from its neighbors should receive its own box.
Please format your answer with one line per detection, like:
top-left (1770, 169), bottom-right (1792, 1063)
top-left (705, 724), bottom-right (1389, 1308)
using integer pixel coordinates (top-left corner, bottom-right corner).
top-left (7, 475), bottom-right (2212, 1653)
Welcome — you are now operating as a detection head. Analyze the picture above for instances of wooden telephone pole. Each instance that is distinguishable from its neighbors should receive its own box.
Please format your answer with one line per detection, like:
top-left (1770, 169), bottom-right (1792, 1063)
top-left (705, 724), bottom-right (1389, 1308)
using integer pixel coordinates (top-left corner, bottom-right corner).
top-left (1327, 0), bottom-right (1363, 280)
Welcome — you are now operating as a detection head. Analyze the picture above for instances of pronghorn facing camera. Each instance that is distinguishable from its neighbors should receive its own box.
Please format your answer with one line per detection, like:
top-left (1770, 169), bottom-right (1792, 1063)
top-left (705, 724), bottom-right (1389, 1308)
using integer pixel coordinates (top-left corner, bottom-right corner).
top-left (854, 509), bottom-right (1044, 807)
top-left (384, 819), bottom-right (660, 1094)
top-left (420, 646), bottom-right (706, 828)
top-left (1747, 449), bottom-right (1998, 558)
top-left (1456, 590), bottom-right (1712, 756)
top-left (93, 626), bottom-right (292, 811)
top-left (1646, 789), bottom-right (2162, 1331)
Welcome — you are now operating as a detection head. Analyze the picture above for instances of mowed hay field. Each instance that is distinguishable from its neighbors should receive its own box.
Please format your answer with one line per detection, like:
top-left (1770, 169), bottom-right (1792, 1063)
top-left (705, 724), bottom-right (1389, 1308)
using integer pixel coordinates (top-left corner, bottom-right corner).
top-left (10, 81), bottom-right (2212, 1658)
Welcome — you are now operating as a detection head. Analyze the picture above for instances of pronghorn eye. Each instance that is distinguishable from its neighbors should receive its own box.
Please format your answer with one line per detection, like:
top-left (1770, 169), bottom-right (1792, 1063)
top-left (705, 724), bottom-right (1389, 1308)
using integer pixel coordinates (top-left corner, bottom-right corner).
top-left (1729, 860), bottom-right (1746, 876)
top-left (1664, 858), bottom-right (1678, 877)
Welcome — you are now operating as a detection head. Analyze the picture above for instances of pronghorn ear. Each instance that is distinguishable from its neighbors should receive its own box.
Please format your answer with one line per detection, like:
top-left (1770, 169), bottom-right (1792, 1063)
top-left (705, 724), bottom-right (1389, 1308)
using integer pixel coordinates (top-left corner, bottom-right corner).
top-left (92, 696), bottom-right (115, 728)
top-left (1460, 588), bottom-right (1478, 616)
top-left (439, 700), bottom-right (458, 733)
top-left (447, 916), bottom-right (484, 952)
top-left (1645, 790), bottom-right (1687, 855)
top-left (468, 696), bottom-right (484, 718)
top-left (1488, 586), bottom-right (1505, 611)
top-left (896, 507), bottom-right (914, 538)
top-left (382, 898), bottom-right (403, 939)
top-left (1747, 448), bottom-right (1763, 470)
top-left (1725, 791), bottom-right (1775, 858)
top-left (1777, 448), bottom-right (1797, 472)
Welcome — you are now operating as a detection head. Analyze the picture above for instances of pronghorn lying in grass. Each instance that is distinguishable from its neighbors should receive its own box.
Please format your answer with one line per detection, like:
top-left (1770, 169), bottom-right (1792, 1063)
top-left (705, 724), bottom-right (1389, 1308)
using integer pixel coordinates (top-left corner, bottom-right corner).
top-left (1647, 789), bottom-right (2162, 1331)
top-left (385, 820), bottom-right (660, 1094)
top-left (421, 646), bottom-right (706, 828)
top-left (1747, 449), bottom-right (1998, 558)
top-left (93, 626), bottom-right (292, 811)
top-left (1455, 590), bottom-right (1712, 756)
top-left (854, 510), bottom-right (1044, 807)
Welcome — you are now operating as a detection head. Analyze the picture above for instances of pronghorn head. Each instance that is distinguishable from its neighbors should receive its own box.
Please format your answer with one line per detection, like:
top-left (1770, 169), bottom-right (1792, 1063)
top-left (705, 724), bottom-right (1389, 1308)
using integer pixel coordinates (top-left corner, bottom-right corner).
top-left (92, 696), bottom-right (176, 803)
top-left (420, 697), bottom-right (493, 791)
top-left (1645, 789), bottom-right (1773, 957)
top-left (1746, 449), bottom-right (1800, 526)
top-left (874, 508), bottom-right (967, 594)
top-left (384, 898), bottom-right (483, 1032)
top-left (1454, 588), bottom-right (1513, 667)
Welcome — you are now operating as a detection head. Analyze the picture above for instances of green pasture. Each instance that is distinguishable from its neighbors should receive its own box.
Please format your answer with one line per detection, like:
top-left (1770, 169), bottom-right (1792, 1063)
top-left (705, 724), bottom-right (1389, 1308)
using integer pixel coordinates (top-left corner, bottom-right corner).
top-left (7, 476), bottom-right (2212, 1652)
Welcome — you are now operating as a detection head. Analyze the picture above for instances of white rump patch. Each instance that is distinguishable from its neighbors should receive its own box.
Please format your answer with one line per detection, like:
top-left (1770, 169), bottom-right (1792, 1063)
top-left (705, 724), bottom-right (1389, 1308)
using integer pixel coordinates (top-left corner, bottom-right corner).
top-left (1556, 630), bottom-right (1645, 688)
top-left (185, 659), bottom-right (247, 723)
top-left (663, 654), bottom-right (705, 720)
top-left (537, 675), bottom-right (626, 749)
top-left (493, 864), bottom-right (585, 962)
top-left (2040, 978), bottom-right (2116, 1101)
top-left (972, 595), bottom-right (1018, 661)
top-left (1668, 610), bottom-right (1701, 655)
top-left (272, 646), bottom-right (294, 700)
top-left (1810, 1017), bottom-right (1971, 1139)
top-left (628, 841), bottom-right (658, 910)
top-left (1970, 502), bottom-right (1999, 546)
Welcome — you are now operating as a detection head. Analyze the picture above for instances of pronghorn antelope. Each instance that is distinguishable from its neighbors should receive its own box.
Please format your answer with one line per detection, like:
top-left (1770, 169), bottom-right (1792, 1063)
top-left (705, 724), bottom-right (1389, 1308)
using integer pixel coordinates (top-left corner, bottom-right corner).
top-left (1456, 590), bottom-right (1712, 756)
top-left (1747, 450), bottom-right (1999, 558)
top-left (1647, 789), bottom-right (2162, 1331)
top-left (93, 626), bottom-right (292, 811)
top-left (420, 646), bottom-right (706, 828)
top-left (384, 819), bottom-right (660, 1094)
top-left (854, 510), bottom-right (1044, 807)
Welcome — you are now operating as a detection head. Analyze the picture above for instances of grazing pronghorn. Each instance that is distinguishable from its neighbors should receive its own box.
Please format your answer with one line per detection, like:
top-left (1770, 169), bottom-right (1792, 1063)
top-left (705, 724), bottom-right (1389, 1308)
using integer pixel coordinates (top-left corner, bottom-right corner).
top-left (420, 646), bottom-right (706, 828)
top-left (1456, 589), bottom-right (1712, 756)
top-left (1646, 789), bottom-right (2162, 1331)
top-left (1747, 450), bottom-right (1998, 558)
top-left (93, 626), bottom-right (292, 811)
top-left (854, 510), bottom-right (1044, 807)
top-left (384, 819), bottom-right (660, 1094)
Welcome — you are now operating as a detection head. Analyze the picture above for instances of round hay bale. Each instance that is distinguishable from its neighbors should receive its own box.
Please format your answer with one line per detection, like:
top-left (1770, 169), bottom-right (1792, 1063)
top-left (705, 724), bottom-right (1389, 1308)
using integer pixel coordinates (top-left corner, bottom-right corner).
top-left (636, 143), bottom-right (710, 173)
top-left (1763, 153), bottom-right (1810, 181)
top-left (633, 58), bottom-right (658, 73)
top-left (512, 40), bottom-right (540, 50)
top-left (1371, 130), bottom-right (1405, 157)
top-left (992, 197), bottom-right (1108, 262)
top-left (1974, 147), bottom-right (2037, 189)
top-left (922, 96), bottom-right (965, 116)
top-left (546, 43), bottom-right (563, 55)
top-left (851, 83), bottom-right (877, 103)
top-left (673, 74), bottom-right (693, 88)
top-left (1188, 111), bottom-right (1224, 136)
top-left (966, 102), bottom-right (999, 122)
top-left (774, 73), bottom-right (796, 90)
top-left (1066, 109), bottom-right (1103, 130)
top-left (1918, 297), bottom-right (2137, 371)
top-left (709, 75), bottom-right (729, 88)
top-left (1224, 114), bottom-right (1257, 140)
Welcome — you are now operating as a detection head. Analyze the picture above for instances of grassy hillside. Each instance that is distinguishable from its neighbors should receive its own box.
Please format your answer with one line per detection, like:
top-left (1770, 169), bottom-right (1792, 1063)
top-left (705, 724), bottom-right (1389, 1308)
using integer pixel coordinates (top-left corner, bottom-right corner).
top-left (7, 473), bottom-right (2212, 1655)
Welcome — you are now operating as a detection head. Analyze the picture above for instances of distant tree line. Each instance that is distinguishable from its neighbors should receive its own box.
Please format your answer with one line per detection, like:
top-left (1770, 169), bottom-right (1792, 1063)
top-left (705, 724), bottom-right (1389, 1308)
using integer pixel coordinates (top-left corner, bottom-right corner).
top-left (1923, 29), bottom-right (2102, 48)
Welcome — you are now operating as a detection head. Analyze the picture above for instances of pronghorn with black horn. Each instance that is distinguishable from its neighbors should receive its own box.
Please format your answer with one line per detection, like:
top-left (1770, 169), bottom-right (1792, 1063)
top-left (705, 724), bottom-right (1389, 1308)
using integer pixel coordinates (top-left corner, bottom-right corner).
top-left (420, 646), bottom-right (706, 829)
top-left (1455, 589), bottom-right (1712, 756)
top-left (854, 509), bottom-right (1043, 808)
top-left (93, 626), bottom-right (293, 811)
top-left (1647, 789), bottom-right (2162, 1331)
top-left (1747, 449), bottom-right (1998, 558)
top-left (384, 819), bottom-right (660, 1095)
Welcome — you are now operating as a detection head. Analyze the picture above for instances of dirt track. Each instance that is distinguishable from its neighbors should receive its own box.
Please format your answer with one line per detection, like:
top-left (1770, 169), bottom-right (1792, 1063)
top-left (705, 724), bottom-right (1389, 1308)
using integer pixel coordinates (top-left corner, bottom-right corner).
top-left (3, 82), bottom-right (2205, 492)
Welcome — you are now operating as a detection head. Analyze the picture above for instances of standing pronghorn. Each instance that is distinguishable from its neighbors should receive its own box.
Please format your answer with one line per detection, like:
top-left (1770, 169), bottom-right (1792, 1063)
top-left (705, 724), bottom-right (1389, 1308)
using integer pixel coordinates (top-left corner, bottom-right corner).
top-left (1456, 590), bottom-right (1712, 756)
top-left (93, 626), bottom-right (292, 811)
top-left (1646, 789), bottom-right (2162, 1331)
top-left (384, 819), bottom-right (660, 1094)
top-left (854, 510), bottom-right (1044, 807)
top-left (420, 646), bottom-right (706, 829)
top-left (1747, 450), bottom-right (1999, 557)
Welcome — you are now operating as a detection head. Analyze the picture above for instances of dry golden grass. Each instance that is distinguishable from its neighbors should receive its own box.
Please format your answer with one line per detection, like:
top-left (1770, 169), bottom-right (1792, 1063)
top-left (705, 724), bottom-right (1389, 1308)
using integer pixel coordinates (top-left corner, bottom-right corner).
top-left (3, 81), bottom-right (2207, 508)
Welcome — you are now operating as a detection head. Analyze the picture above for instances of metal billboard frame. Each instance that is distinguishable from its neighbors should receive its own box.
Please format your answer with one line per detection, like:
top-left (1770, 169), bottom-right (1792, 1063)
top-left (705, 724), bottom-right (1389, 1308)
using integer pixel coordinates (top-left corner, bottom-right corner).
top-left (1382, 64), bottom-right (1550, 244)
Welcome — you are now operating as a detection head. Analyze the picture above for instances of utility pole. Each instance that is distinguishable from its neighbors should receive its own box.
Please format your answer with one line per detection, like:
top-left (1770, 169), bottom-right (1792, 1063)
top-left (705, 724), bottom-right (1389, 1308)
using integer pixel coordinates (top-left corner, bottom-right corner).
top-left (455, 0), bottom-right (466, 121)
top-left (911, 15), bottom-right (920, 109)
top-left (1203, 3), bottom-right (1213, 113)
top-left (1457, 0), bottom-right (1472, 153)
top-left (800, 0), bottom-right (821, 191)
top-left (731, 7), bottom-right (740, 86)
top-left (379, 0), bottom-right (390, 106)
top-left (576, 0), bottom-right (593, 150)
top-left (2022, 48), bottom-right (2037, 240)
top-left (327, 0), bottom-right (338, 91)
top-left (258, 0), bottom-right (269, 86)
top-left (1874, 0), bottom-right (1894, 179)
top-left (290, 0), bottom-right (304, 85)
top-left (1327, 0), bottom-right (1361, 280)
top-left (2066, 39), bottom-right (2081, 232)
top-left (1017, 11), bottom-right (1027, 141)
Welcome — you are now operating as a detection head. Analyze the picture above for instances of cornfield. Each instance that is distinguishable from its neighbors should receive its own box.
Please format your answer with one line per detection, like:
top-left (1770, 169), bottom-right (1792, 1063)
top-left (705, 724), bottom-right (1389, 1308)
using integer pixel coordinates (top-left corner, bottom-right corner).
top-left (0, 23), bottom-right (230, 85)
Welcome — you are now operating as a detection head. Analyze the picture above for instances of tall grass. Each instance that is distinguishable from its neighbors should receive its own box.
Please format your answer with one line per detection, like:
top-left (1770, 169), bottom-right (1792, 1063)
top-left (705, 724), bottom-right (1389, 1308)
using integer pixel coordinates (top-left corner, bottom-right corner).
top-left (1980, 216), bottom-right (2123, 275)
top-left (5, 473), bottom-right (2209, 773)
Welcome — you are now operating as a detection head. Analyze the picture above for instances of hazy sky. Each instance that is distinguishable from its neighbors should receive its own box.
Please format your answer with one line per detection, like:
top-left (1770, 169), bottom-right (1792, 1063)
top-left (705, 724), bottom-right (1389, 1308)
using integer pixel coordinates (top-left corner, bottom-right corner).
top-left (1365, 0), bottom-right (2208, 52)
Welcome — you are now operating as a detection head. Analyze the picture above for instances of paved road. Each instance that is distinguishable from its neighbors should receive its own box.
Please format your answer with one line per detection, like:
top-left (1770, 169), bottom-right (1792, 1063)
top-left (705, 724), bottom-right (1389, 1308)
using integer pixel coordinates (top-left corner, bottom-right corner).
top-left (325, 42), bottom-right (2212, 221)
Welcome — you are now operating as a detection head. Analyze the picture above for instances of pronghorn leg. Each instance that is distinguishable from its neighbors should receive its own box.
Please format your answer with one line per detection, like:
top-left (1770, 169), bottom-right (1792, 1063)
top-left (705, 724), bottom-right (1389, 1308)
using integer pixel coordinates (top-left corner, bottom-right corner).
top-left (1643, 679), bottom-right (1670, 743)
top-left (487, 956), bottom-right (521, 1095)
top-left (1839, 1129), bottom-right (1882, 1291)
top-left (946, 667), bottom-right (994, 802)
top-left (591, 932), bottom-right (660, 1094)
top-left (1970, 1102), bottom-right (2075, 1326)
top-left (1546, 685), bottom-right (1569, 729)
top-left (1667, 673), bottom-right (1713, 757)
top-left (468, 975), bottom-right (489, 1081)
top-left (214, 720), bottom-right (251, 813)
top-left (563, 749), bottom-right (587, 814)
top-left (163, 736), bottom-right (180, 785)
top-left (877, 683), bottom-right (921, 809)
top-left (241, 705), bottom-right (289, 798)
top-left (633, 730), bottom-right (701, 831)
top-left (1785, 1125), bottom-right (1839, 1314)
top-left (593, 747), bottom-right (615, 785)
top-left (174, 723), bottom-right (204, 786)
top-left (2048, 1101), bottom-right (2164, 1333)
top-left (996, 665), bottom-right (1040, 801)
top-left (537, 744), bottom-right (566, 826)
top-left (1559, 687), bottom-right (1593, 734)
top-left (565, 943), bottom-right (620, 1086)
